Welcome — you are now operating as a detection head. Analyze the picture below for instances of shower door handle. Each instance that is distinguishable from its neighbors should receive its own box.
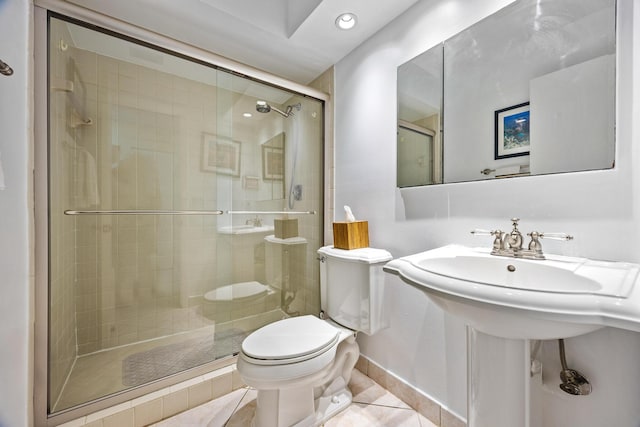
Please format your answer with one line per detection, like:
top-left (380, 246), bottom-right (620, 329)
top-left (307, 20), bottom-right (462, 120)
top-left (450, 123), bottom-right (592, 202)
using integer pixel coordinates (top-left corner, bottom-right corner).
top-left (227, 210), bottom-right (316, 215)
top-left (64, 209), bottom-right (224, 215)
top-left (64, 209), bottom-right (315, 216)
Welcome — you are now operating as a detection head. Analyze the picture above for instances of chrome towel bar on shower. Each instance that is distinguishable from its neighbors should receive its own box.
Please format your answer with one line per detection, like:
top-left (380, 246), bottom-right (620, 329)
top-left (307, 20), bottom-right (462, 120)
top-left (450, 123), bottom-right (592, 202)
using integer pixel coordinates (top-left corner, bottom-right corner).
top-left (228, 210), bottom-right (316, 215)
top-left (64, 209), bottom-right (224, 215)
top-left (64, 209), bottom-right (316, 216)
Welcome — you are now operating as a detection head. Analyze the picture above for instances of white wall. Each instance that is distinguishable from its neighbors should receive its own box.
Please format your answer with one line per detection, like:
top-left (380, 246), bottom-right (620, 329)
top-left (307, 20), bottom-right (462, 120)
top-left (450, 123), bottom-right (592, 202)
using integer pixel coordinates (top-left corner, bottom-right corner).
top-left (0, 0), bottom-right (32, 426)
top-left (335, 0), bottom-right (640, 424)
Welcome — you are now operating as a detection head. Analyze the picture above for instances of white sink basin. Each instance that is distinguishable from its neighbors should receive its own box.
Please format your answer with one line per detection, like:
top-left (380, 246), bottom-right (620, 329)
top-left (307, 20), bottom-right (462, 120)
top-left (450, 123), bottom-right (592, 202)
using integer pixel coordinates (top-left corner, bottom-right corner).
top-left (385, 245), bottom-right (640, 339)
top-left (218, 225), bottom-right (275, 235)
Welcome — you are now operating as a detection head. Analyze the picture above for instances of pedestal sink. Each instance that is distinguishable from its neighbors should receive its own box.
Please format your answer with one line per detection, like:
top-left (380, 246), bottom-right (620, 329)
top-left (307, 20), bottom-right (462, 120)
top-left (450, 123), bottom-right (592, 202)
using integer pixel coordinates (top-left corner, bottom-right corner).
top-left (384, 245), bottom-right (640, 427)
top-left (385, 244), bottom-right (640, 339)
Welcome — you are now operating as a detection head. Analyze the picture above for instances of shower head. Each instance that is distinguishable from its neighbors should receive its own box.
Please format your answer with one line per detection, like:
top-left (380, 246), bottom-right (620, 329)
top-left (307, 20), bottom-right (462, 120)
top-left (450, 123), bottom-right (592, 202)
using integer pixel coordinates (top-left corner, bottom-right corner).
top-left (256, 101), bottom-right (301, 118)
top-left (256, 100), bottom-right (272, 114)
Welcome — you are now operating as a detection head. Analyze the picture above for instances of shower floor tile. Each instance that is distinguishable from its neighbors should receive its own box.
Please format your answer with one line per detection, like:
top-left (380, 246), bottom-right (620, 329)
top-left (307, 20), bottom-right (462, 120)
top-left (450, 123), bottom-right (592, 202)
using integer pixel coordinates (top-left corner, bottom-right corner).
top-left (54, 326), bottom-right (219, 411)
top-left (53, 309), bottom-right (287, 412)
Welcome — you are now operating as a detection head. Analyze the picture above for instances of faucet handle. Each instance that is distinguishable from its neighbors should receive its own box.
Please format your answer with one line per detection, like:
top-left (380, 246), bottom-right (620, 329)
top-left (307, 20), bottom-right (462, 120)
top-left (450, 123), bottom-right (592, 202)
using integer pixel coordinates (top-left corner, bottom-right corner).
top-left (526, 231), bottom-right (573, 260)
top-left (527, 231), bottom-right (543, 251)
top-left (539, 232), bottom-right (574, 241)
top-left (470, 228), bottom-right (494, 236)
top-left (471, 229), bottom-right (504, 251)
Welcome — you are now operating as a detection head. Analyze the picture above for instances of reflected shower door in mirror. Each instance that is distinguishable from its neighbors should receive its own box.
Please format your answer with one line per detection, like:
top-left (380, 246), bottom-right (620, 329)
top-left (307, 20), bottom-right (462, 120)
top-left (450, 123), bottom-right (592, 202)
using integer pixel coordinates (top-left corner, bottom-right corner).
top-left (397, 0), bottom-right (616, 186)
top-left (46, 15), bottom-right (324, 416)
top-left (397, 43), bottom-right (443, 187)
top-left (397, 121), bottom-right (441, 187)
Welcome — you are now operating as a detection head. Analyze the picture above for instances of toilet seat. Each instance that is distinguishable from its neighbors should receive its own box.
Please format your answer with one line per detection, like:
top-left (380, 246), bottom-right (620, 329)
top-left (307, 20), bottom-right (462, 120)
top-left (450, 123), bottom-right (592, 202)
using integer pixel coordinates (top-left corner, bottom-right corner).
top-left (241, 315), bottom-right (340, 366)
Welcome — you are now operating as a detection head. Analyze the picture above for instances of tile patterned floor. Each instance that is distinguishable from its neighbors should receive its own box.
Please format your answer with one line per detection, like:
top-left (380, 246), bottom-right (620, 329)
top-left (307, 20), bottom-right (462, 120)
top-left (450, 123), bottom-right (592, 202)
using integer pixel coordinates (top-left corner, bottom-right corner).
top-left (152, 369), bottom-right (437, 426)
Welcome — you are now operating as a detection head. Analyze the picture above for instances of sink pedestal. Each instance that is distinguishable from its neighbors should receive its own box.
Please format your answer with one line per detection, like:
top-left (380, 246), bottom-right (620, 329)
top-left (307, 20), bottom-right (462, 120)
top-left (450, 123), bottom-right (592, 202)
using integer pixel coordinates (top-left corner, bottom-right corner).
top-left (468, 328), bottom-right (533, 427)
top-left (384, 244), bottom-right (640, 427)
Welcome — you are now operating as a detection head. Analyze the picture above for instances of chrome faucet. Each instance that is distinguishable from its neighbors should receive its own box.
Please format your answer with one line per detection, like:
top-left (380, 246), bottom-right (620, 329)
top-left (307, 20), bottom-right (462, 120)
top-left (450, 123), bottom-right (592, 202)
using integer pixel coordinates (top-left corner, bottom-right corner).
top-left (246, 215), bottom-right (262, 227)
top-left (471, 218), bottom-right (573, 260)
top-left (503, 218), bottom-right (524, 253)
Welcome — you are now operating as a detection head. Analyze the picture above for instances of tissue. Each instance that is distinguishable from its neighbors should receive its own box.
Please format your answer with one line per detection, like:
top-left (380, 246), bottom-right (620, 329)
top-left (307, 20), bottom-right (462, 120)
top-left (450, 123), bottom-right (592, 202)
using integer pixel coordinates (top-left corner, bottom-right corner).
top-left (344, 205), bottom-right (356, 222)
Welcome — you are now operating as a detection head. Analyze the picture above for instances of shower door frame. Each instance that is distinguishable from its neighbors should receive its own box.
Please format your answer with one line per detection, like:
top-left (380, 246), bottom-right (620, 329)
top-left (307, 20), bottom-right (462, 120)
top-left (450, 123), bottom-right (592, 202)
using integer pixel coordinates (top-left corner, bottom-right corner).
top-left (33, 2), bottom-right (329, 426)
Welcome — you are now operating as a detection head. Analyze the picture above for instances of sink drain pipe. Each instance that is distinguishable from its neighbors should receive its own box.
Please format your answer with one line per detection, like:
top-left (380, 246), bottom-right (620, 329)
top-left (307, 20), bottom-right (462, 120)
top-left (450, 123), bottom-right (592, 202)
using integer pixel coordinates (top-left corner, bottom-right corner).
top-left (558, 339), bottom-right (592, 395)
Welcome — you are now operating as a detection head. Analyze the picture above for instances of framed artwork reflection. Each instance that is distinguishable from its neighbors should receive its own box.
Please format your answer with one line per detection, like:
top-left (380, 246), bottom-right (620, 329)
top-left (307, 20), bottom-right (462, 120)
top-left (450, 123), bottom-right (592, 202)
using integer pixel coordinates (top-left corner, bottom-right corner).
top-left (262, 145), bottom-right (284, 180)
top-left (202, 134), bottom-right (241, 176)
top-left (495, 102), bottom-right (530, 159)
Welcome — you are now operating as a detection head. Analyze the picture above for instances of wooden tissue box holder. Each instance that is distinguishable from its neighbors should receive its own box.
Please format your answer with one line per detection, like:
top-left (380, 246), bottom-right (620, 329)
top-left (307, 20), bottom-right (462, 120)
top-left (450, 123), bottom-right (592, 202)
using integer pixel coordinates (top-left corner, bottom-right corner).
top-left (333, 221), bottom-right (369, 250)
top-left (274, 218), bottom-right (298, 239)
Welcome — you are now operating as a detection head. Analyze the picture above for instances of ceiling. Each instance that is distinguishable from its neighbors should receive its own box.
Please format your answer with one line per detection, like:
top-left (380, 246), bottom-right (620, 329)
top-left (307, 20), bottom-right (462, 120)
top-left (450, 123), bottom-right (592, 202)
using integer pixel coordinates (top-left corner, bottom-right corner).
top-left (64, 0), bottom-right (421, 84)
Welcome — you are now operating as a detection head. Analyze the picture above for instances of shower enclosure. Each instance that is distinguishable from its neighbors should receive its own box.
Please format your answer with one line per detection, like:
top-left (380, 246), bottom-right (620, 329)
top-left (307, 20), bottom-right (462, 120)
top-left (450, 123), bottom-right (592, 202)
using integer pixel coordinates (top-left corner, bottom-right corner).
top-left (41, 13), bottom-right (324, 418)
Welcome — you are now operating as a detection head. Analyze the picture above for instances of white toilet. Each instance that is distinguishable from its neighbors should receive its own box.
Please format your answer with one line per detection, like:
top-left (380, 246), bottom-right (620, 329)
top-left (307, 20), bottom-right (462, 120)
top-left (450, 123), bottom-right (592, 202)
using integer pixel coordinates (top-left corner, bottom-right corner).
top-left (237, 245), bottom-right (393, 427)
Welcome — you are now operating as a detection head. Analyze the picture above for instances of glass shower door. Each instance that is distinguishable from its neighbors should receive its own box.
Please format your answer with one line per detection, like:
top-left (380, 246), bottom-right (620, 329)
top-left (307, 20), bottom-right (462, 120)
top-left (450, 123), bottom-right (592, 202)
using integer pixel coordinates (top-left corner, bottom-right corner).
top-left (46, 14), bottom-right (323, 414)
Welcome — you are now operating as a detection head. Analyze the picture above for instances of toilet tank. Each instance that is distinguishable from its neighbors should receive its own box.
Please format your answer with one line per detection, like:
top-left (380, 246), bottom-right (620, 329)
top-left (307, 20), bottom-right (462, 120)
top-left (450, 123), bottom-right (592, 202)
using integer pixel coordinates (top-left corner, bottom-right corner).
top-left (317, 245), bottom-right (393, 335)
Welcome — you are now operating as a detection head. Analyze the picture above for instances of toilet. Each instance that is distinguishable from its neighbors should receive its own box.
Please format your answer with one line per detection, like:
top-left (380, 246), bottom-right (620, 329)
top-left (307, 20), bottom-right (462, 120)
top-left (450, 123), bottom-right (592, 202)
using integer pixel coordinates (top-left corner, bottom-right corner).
top-left (237, 245), bottom-right (393, 427)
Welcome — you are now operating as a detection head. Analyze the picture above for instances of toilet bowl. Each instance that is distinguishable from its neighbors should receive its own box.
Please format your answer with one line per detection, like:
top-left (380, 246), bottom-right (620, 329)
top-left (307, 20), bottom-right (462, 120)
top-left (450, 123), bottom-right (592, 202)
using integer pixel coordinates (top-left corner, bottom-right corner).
top-left (237, 315), bottom-right (358, 427)
top-left (237, 246), bottom-right (393, 427)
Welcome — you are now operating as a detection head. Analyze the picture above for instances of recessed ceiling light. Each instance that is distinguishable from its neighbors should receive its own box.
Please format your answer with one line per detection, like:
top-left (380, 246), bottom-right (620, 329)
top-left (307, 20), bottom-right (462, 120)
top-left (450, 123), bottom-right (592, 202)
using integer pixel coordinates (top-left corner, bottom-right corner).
top-left (243, 112), bottom-right (253, 118)
top-left (335, 13), bottom-right (357, 30)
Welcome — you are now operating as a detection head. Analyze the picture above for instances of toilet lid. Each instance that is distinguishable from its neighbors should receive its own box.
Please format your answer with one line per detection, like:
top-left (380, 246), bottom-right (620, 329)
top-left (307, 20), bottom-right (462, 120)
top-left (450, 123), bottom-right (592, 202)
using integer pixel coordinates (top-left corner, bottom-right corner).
top-left (241, 315), bottom-right (340, 365)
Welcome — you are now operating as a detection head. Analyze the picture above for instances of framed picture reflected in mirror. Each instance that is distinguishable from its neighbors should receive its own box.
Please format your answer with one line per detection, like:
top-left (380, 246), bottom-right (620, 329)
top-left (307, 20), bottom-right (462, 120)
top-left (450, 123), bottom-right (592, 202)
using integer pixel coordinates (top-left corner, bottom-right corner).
top-left (262, 145), bottom-right (284, 180)
top-left (202, 134), bottom-right (241, 176)
top-left (495, 102), bottom-right (530, 160)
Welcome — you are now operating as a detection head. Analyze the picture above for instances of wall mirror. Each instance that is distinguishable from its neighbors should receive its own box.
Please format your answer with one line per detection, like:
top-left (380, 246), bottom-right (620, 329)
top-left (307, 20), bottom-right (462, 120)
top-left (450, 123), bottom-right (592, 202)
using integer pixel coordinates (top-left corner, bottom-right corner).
top-left (397, 0), bottom-right (616, 187)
